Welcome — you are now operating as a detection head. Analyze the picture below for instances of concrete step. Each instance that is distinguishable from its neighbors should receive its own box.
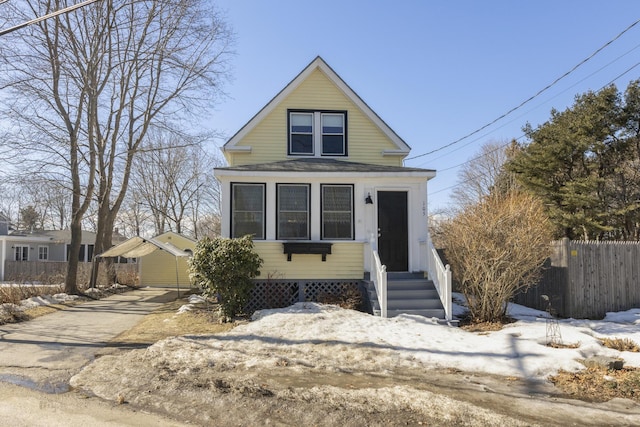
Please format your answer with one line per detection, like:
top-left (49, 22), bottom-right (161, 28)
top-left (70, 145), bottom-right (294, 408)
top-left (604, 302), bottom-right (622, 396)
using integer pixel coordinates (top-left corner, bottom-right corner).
top-left (388, 289), bottom-right (440, 299)
top-left (367, 275), bottom-right (446, 320)
top-left (367, 279), bottom-right (437, 290)
top-left (373, 308), bottom-right (446, 319)
top-left (368, 288), bottom-right (439, 300)
top-left (387, 272), bottom-right (426, 280)
top-left (371, 297), bottom-right (443, 309)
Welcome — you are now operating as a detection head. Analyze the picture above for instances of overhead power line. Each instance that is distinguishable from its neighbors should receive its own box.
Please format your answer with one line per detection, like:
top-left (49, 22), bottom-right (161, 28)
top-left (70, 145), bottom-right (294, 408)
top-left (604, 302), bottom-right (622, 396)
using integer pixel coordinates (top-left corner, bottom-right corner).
top-left (0, 0), bottom-right (102, 36)
top-left (430, 59), bottom-right (640, 199)
top-left (406, 17), bottom-right (640, 162)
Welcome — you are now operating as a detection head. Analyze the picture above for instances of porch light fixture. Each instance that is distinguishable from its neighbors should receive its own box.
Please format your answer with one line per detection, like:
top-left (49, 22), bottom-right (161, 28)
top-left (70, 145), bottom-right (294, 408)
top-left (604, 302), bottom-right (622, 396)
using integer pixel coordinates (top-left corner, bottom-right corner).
top-left (365, 193), bottom-right (373, 204)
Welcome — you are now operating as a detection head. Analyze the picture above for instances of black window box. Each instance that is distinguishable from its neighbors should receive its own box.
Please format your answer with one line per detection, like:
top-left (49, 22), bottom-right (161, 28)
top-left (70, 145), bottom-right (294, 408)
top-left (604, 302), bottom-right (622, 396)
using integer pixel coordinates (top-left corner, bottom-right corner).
top-left (283, 242), bottom-right (332, 262)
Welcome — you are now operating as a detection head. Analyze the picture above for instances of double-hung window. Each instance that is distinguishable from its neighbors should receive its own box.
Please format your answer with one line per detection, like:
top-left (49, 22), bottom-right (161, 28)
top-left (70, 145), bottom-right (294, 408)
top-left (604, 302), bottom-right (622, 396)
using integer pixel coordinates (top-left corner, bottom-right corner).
top-left (38, 246), bottom-right (48, 261)
top-left (288, 110), bottom-right (347, 157)
top-left (289, 112), bottom-right (314, 155)
top-left (231, 183), bottom-right (265, 239)
top-left (321, 113), bottom-right (345, 155)
top-left (277, 184), bottom-right (310, 240)
top-left (321, 185), bottom-right (354, 240)
top-left (14, 245), bottom-right (28, 261)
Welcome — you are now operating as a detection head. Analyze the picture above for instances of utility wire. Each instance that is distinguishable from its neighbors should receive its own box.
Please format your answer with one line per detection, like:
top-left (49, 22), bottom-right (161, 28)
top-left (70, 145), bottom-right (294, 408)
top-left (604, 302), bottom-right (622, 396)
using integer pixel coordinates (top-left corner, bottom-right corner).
top-left (421, 41), bottom-right (640, 167)
top-left (406, 17), bottom-right (640, 162)
top-left (0, 0), bottom-right (102, 36)
top-left (430, 59), bottom-right (640, 198)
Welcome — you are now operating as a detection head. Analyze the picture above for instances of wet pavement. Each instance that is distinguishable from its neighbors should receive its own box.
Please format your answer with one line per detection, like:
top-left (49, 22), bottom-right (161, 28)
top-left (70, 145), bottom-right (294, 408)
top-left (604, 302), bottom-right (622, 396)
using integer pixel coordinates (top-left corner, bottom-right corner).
top-left (0, 287), bottom-right (179, 393)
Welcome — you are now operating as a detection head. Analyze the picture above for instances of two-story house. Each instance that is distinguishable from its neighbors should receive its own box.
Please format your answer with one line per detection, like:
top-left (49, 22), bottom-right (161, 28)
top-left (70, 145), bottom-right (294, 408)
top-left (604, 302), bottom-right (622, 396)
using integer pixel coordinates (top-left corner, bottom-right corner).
top-left (215, 57), bottom-right (451, 320)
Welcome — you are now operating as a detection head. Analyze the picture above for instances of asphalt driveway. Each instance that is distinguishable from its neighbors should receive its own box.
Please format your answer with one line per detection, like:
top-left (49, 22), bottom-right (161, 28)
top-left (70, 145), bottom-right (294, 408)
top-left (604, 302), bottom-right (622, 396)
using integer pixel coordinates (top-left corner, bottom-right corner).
top-left (0, 287), bottom-right (180, 393)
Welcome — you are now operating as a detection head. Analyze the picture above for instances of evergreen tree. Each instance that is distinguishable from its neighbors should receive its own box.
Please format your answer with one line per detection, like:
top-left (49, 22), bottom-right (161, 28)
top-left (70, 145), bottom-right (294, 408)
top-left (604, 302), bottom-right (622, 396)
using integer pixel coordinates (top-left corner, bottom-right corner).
top-left (507, 84), bottom-right (640, 240)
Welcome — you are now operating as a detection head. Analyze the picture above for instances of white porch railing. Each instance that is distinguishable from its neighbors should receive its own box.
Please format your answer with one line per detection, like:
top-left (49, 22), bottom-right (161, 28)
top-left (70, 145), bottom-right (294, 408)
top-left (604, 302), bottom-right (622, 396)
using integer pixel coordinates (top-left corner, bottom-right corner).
top-left (424, 234), bottom-right (452, 321)
top-left (368, 234), bottom-right (387, 318)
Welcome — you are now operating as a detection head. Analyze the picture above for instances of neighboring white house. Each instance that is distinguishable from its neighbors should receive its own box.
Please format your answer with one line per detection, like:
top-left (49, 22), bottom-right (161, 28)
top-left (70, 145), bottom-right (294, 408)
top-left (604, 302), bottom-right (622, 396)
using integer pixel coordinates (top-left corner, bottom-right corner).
top-left (0, 229), bottom-right (125, 281)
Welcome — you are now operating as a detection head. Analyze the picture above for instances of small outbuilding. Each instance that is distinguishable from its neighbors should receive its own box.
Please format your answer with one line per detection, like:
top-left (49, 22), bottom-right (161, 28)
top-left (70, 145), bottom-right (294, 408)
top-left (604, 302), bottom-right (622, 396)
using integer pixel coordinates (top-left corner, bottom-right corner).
top-left (98, 231), bottom-right (195, 289)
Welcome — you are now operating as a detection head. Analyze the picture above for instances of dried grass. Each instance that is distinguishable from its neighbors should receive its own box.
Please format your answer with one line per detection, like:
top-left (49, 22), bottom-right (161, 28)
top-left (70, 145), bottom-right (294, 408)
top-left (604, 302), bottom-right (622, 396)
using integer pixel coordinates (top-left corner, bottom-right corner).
top-left (600, 337), bottom-right (640, 352)
top-left (317, 286), bottom-right (363, 311)
top-left (0, 283), bottom-right (64, 305)
top-left (108, 296), bottom-right (236, 346)
top-left (551, 366), bottom-right (640, 402)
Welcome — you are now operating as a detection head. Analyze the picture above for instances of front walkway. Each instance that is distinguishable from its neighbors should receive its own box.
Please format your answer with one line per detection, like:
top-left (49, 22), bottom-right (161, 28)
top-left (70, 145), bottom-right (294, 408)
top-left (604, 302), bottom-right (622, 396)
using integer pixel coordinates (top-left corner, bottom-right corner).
top-left (0, 287), bottom-right (179, 393)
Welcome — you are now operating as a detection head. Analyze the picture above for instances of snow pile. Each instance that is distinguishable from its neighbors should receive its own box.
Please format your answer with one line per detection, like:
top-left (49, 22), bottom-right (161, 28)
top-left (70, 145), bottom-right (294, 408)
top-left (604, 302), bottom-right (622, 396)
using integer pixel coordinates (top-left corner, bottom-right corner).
top-left (142, 300), bottom-right (640, 381)
top-left (20, 293), bottom-right (80, 309)
top-left (177, 293), bottom-right (208, 314)
top-left (84, 283), bottom-right (128, 296)
top-left (603, 308), bottom-right (640, 325)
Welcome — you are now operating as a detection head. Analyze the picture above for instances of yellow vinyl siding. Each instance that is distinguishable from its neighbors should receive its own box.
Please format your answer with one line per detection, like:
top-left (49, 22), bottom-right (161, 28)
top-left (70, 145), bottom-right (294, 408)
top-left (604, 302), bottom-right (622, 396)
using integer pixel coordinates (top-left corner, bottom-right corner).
top-left (229, 69), bottom-right (402, 167)
top-left (139, 232), bottom-right (196, 287)
top-left (254, 241), bottom-right (364, 280)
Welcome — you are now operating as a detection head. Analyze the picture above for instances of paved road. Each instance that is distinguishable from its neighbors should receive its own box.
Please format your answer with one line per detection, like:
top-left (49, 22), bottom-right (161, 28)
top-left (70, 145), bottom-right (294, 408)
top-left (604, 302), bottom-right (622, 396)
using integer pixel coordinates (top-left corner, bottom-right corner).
top-left (0, 287), bottom-right (179, 393)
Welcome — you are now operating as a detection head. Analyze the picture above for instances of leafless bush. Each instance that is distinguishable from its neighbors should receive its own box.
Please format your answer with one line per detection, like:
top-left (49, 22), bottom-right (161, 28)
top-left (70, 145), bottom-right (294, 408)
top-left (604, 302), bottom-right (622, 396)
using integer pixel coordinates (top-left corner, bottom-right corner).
top-left (439, 192), bottom-right (552, 323)
top-left (318, 285), bottom-right (363, 311)
top-left (116, 268), bottom-right (139, 287)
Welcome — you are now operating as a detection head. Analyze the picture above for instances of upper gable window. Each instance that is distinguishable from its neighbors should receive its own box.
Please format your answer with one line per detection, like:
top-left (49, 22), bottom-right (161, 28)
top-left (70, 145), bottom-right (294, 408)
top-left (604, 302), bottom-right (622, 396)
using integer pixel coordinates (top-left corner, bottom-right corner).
top-left (290, 113), bottom-right (314, 154)
top-left (288, 110), bottom-right (347, 157)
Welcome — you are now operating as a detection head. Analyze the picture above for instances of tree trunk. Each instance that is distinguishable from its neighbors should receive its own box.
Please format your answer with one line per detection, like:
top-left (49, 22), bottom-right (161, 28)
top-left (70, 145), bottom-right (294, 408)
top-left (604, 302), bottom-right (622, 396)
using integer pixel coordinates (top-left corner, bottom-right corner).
top-left (65, 219), bottom-right (82, 294)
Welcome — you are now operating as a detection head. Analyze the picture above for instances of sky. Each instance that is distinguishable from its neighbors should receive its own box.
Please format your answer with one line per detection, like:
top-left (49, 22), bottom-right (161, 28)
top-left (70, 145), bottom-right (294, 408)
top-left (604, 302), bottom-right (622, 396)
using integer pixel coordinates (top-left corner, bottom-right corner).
top-left (207, 0), bottom-right (640, 212)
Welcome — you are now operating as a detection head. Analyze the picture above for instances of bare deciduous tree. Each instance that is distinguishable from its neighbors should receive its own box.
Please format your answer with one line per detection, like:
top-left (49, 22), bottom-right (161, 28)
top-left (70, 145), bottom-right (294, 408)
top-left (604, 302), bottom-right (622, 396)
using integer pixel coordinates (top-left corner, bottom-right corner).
top-left (129, 130), bottom-right (221, 238)
top-left (452, 140), bottom-right (519, 208)
top-left (0, 0), bottom-right (233, 292)
top-left (439, 192), bottom-right (552, 323)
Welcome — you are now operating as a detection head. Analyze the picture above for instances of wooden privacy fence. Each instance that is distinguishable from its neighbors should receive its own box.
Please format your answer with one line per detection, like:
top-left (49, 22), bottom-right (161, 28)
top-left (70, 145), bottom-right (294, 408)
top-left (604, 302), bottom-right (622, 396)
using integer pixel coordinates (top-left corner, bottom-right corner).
top-left (514, 238), bottom-right (640, 319)
top-left (4, 260), bottom-right (138, 286)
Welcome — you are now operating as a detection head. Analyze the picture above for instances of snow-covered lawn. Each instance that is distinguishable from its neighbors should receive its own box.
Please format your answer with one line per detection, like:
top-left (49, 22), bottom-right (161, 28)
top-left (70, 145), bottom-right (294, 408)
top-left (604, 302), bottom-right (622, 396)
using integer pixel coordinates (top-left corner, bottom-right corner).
top-left (69, 292), bottom-right (640, 425)
top-left (151, 293), bottom-right (640, 380)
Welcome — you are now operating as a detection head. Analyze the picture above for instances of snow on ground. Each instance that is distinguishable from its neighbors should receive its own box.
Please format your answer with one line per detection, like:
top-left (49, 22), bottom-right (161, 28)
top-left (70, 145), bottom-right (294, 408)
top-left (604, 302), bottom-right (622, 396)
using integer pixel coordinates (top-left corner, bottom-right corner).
top-left (177, 294), bottom-right (207, 314)
top-left (145, 293), bottom-right (640, 381)
top-left (0, 292), bottom-right (81, 314)
top-left (1, 283), bottom-right (127, 314)
top-left (19, 293), bottom-right (80, 309)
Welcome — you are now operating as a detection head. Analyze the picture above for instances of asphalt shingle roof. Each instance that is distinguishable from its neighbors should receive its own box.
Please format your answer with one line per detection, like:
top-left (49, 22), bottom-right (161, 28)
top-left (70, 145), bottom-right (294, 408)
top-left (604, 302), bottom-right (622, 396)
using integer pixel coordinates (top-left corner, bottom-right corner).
top-left (216, 158), bottom-right (435, 174)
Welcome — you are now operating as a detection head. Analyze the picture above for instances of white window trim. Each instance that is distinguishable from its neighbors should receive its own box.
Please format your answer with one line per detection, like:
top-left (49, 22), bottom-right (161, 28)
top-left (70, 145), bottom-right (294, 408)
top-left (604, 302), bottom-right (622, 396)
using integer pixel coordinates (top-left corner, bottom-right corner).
top-left (277, 183), bottom-right (310, 240)
top-left (15, 245), bottom-right (29, 261)
top-left (289, 112), bottom-right (315, 155)
top-left (321, 184), bottom-right (354, 240)
top-left (320, 113), bottom-right (346, 156)
top-left (38, 245), bottom-right (48, 261)
top-left (231, 183), bottom-right (266, 240)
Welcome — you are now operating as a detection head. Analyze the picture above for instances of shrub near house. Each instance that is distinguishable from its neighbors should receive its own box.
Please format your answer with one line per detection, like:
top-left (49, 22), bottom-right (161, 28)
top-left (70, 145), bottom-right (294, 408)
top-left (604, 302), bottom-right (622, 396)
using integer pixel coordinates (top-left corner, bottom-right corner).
top-left (440, 192), bottom-right (552, 323)
top-left (188, 235), bottom-right (262, 321)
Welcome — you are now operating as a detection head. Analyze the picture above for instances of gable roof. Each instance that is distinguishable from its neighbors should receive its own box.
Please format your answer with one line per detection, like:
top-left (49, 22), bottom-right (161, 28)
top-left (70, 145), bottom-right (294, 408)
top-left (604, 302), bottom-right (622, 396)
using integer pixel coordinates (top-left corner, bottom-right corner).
top-left (223, 56), bottom-right (411, 156)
